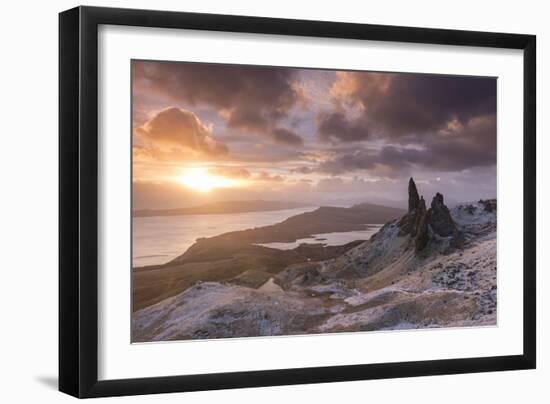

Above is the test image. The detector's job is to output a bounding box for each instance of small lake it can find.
[255,225,383,250]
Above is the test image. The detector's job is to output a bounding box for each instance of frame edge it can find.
[522,34,536,369]
[58,6,81,398]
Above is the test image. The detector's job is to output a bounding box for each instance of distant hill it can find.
[133,200,310,217]
[171,203,404,264]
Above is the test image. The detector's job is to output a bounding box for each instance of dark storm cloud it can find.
[319,114,497,176]
[316,71,496,175]
[371,74,495,137]
[317,112,370,142]
[133,61,306,145]
[318,149,378,176]
[271,127,303,146]
[320,72,496,141]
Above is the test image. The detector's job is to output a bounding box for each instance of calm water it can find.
[256,226,383,250]
[132,207,317,267]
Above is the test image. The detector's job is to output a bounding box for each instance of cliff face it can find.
[133,179,497,342]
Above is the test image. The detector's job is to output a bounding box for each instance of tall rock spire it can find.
[429,192,464,248]
[414,196,429,251]
[429,193,455,237]
[408,177,420,212]
[399,178,463,252]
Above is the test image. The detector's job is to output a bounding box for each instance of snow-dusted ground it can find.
[133,281,342,341]
[133,201,497,341]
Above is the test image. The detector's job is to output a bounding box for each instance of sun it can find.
[178,167,238,192]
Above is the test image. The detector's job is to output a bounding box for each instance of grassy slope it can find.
[133,203,404,312]
[133,241,363,311]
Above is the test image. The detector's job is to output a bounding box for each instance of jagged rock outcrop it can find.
[429,193,457,237]
[429,192,464,249]
[399,177,422,236]
[414,197,429,251]
[408,177,420,212]
[399,178,463,252]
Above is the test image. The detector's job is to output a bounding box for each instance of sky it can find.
[132,60,497,210]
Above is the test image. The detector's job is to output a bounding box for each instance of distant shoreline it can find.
[133,200,310,218]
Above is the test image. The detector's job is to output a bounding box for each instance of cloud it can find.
[317,111,370,142]
[318,148,379,175]
[271,127,303,146]
[318,114,496,176]
[209,167,251,179]
[135,107,228,160]
[133,62,497,189]
[322,71,496,140]
[254,172,285,182]
[315,71,496,175]
[291,166,315,174]
[133,61,306,145]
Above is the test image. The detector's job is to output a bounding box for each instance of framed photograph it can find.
[59,6,536,398]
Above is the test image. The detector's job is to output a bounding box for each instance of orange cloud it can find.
[135,107,228,161]
[133,61,305,146]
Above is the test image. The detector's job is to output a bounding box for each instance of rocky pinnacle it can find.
[400,178,463,252]
[408,177,420,212]
[429,192,456,237]
[414,196,429,251]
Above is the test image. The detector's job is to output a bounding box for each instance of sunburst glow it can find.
[178,167,239,192]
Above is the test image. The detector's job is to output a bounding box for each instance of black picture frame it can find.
[59,5,536,398]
